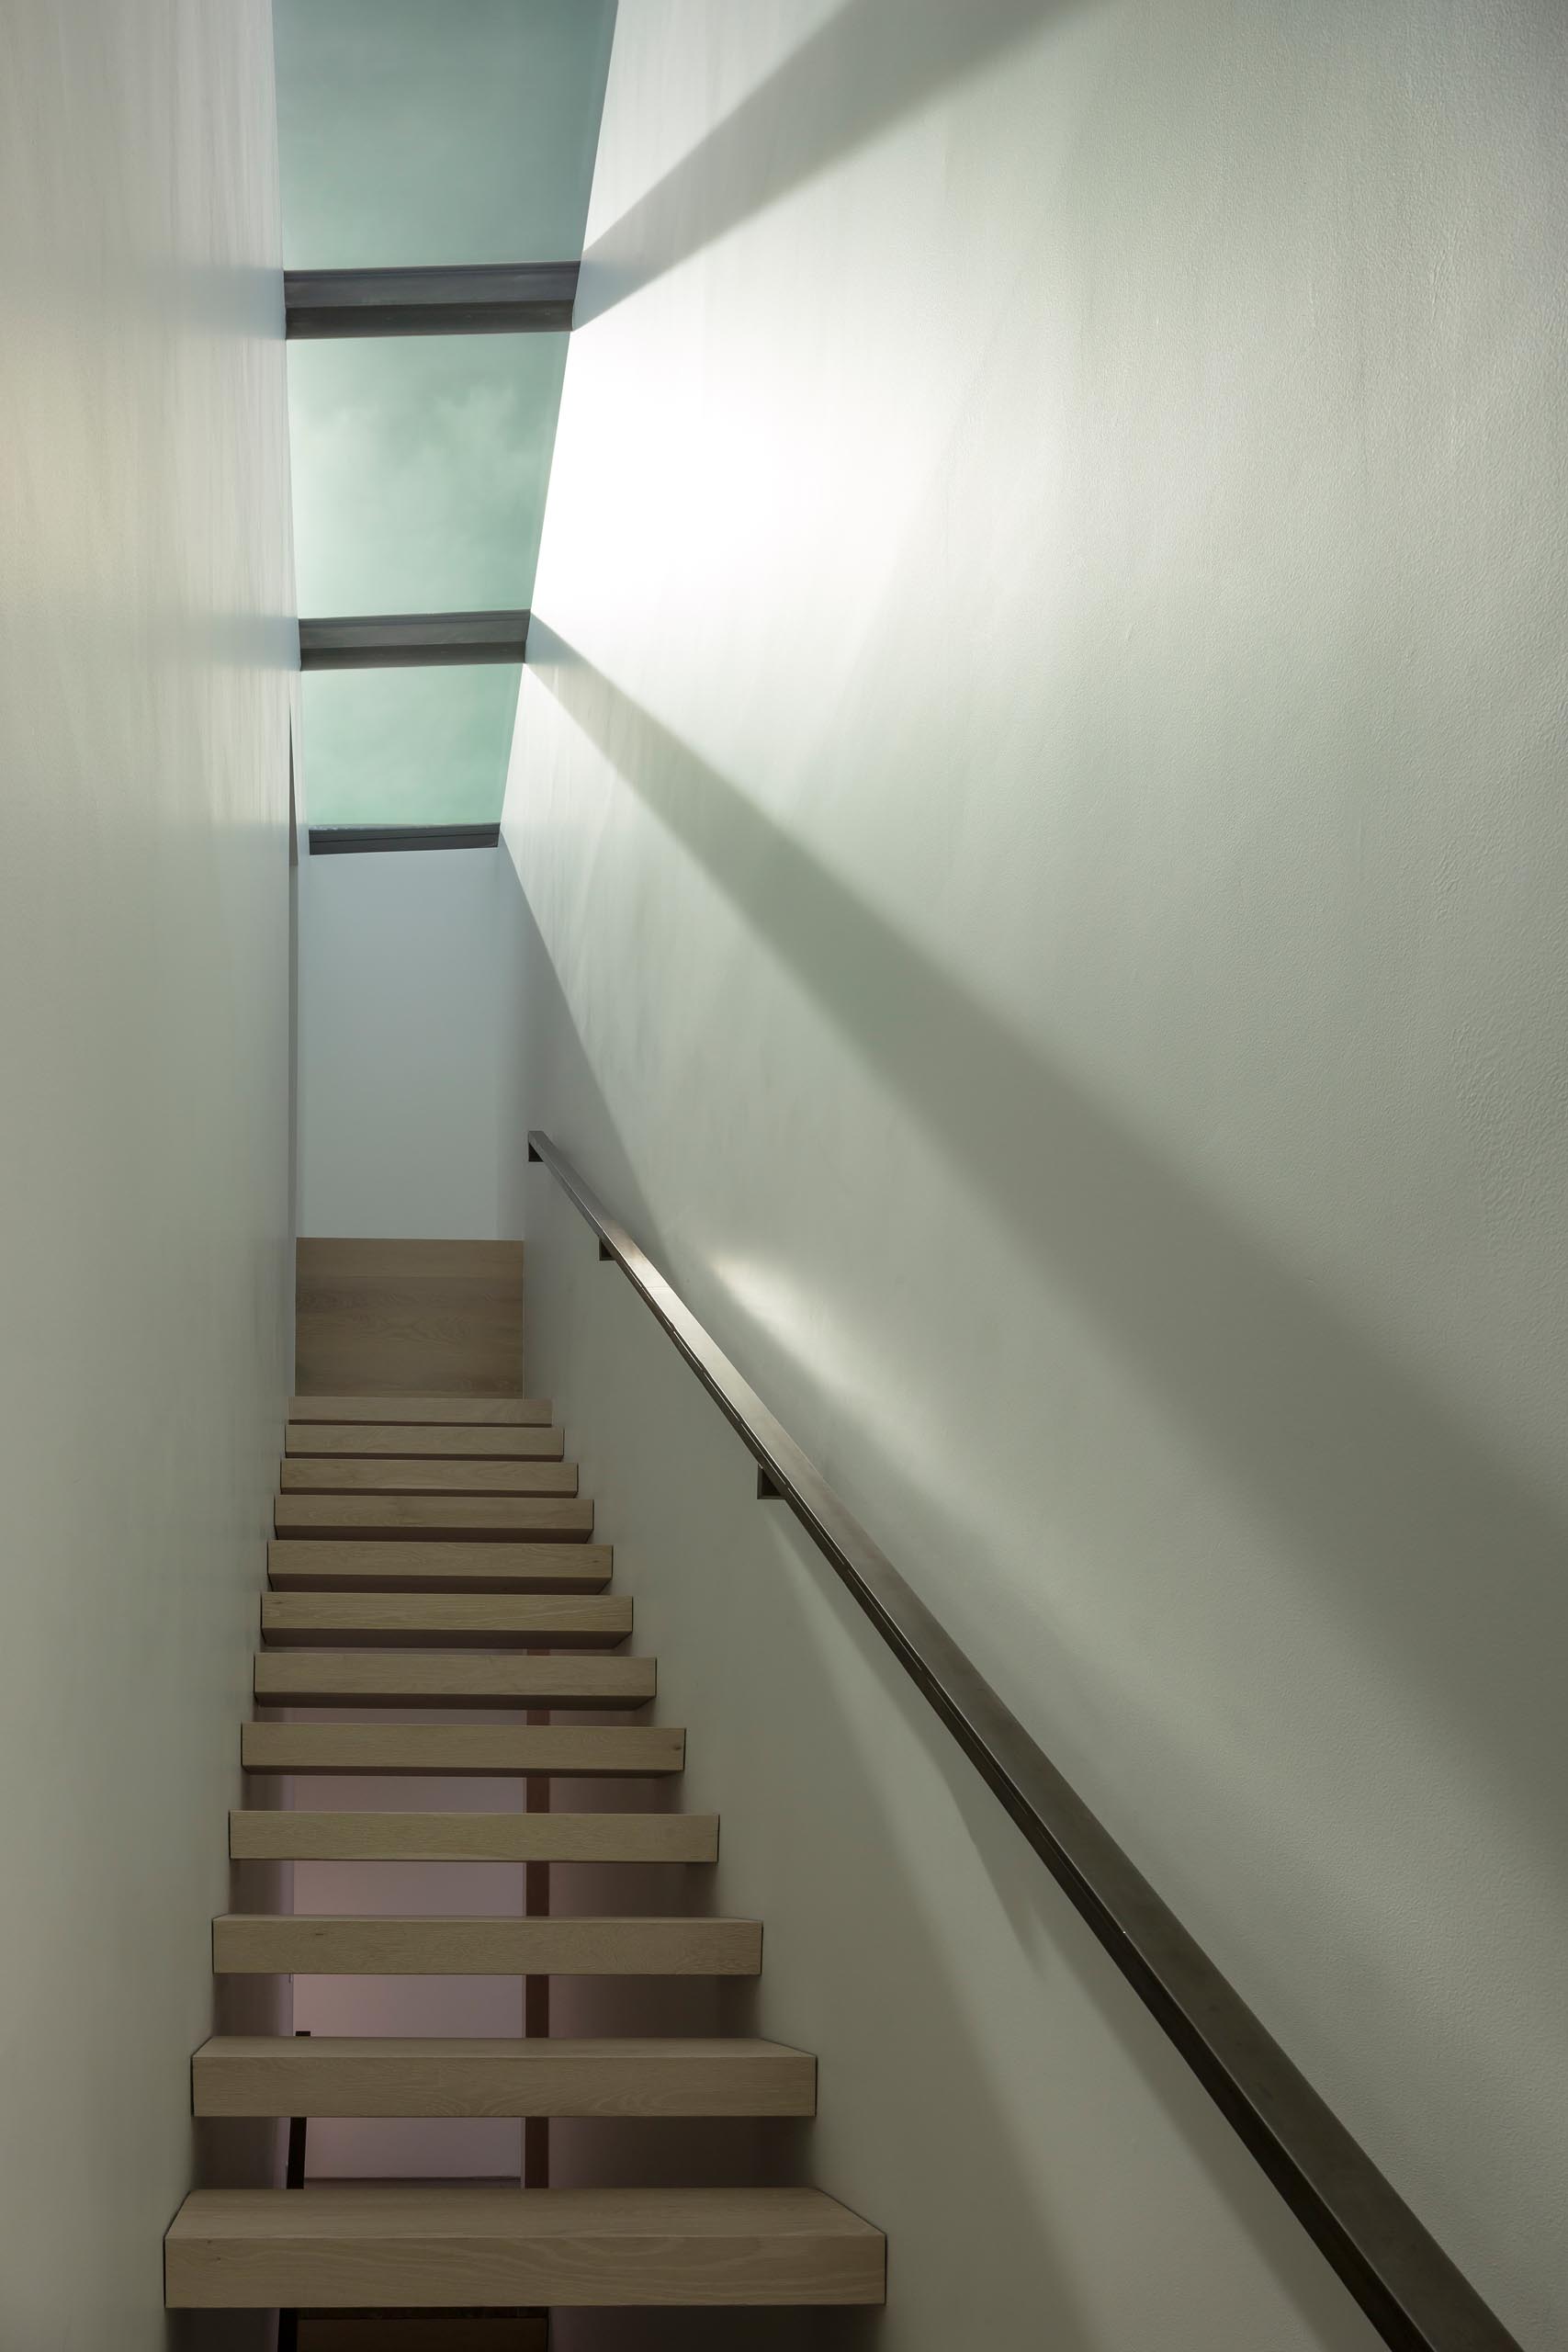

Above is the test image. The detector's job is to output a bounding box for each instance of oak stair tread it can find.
[288,1425,565,1460]
[275,1496,594,1543]
[281,1460,580,1497]
[242,1722,682,1775]
[230,1811,720,1863]
[212,1915,761,1976]
[261,1591,631,1647]
[254,1651,654,1707]
[165,2183,886,2309]
[192,2035,814,2117]
[288,1396,552,1426]
[267,1542,612,1593]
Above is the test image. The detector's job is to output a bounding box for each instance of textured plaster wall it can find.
[500,4,1568,2345]
[0,2,299,2340]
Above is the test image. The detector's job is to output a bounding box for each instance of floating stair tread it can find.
[230,1811,719,1863]
[165,2183,886,2308]
[268,1542,611,1593]
[276,1497,593,1543]
[261,1592,630,1648]
[212,1915,761,1976]
[281,1461,580,1497]
[243,1723,681,1776]
[289,1397,552,1427]
[288,1425,566,1460]
[254,1650,654,1707]
[193,2036,813,2117]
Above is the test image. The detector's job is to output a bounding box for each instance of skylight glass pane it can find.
[275,0,615,268]
[303,666,522,828]
[275,0,616,832]
[288,335,567,616]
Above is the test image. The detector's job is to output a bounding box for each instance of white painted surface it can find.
[526,1185,1388,2352]
[0,5,296,2343]
[299,848,500,1238]
[502,4,1568,2344]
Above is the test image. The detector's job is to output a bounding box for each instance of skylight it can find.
[274,0,615,836]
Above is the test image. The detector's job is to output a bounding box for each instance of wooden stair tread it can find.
[276,1497,594,1543]
[268,1542,612,1593]
[243,1723,682,1776]
[212,1916,761,1975]
[230,1811,720,1862]
[289,1396,552,1426]
[254,1651,654,1707]
[193,2036,813,2117]
[282,1460,580,1498]
[165,2184,885,2308]
[262,1592,630,1648]
[288,1425,565,1460]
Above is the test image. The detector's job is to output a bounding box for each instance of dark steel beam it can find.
[299,610,530,671]
[525,1125,1525,2352]
[285,262,578,338]
[308,824,502,856]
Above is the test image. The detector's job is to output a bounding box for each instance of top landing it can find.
[295,1238,525,1399]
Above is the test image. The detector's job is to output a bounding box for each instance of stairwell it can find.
[164,1250,886,2332]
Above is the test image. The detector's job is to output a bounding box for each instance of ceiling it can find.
[275,0,615,828]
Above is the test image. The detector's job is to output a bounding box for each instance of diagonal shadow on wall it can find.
[525,622,1568,1891]
[577,0,1091,321]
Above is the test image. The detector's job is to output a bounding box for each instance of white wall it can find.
[500,4,1568,2346]
[0,5,297,2344]
[525,1176,1389,2352]
[299,847,500,1238]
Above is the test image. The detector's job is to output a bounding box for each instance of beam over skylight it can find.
[286,263,579,338]
[299,611,531,670]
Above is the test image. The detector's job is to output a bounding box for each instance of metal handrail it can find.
[527,1126,1521,2352]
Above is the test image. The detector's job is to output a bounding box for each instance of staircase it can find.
[164,1391,886,2321]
